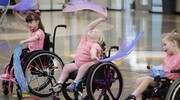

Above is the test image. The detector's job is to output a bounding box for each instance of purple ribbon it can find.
[0,0,9,6]
[62,1,107,17]
[100,31,144,62]
[12,0,37,13]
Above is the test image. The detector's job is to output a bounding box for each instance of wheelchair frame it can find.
[0,25,66,99]
[143,69,180,100]
[0,24,123,100]
[57,46,123,100]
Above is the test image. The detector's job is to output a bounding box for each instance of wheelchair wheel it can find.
[23,50,64,97]
[62,80,86,100]
[16,86,22,99]
[165,77,180,100]
[86,62,123,100]
[2,81,9,95]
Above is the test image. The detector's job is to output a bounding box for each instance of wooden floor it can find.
[0,9,179,99]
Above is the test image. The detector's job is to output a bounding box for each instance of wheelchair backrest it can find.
[43,32,53,51]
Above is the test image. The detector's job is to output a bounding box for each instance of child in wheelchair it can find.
[50,15,107,92]
[125,29,180,100]
[8,10,45,73]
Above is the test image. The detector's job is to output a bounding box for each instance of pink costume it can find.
[74,34,102,67]
[28,29,45,52]
[163,53,180,80]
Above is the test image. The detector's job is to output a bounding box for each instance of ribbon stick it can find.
[13,44,29,93]
[100,31,144,62]
[12,0,37,12]
[62,1,107,17]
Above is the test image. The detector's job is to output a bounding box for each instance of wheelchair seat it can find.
[142,77,173,100]
[43,32,53,51]
[61,45,123,100]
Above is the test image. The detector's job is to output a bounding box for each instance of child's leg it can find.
[58,63,78,83]
[66,62,94,92]
[134,77,145,89]
[132,76,155,100]
[74,62,94,82]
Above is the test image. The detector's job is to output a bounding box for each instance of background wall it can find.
[176,0,180,12]
[38,0,64,10]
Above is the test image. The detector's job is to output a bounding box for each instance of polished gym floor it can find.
[0,8,178,100]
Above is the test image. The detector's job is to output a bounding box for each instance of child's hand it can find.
[92,57,99,64]
[100,16,107,22]
[19,40,25,45]
[103,8,108,18]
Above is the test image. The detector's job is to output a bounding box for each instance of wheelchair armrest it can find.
[107,46,119,57]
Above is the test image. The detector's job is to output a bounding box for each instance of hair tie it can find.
[34,9,41,16]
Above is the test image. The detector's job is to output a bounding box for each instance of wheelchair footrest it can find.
[0,74,16,83]
[0,74,11,80]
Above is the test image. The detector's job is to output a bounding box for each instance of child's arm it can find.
[90,48,99,63]
[84,16,107,34]
[13,10,28,28]
[19,35,39,45]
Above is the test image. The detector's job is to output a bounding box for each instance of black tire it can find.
[16,87,22,99]
[62,81,85,100]
[165,77,180,100]
[23,50,64,97]
[62,69,89,100]
[86,62,123,100]
[2,81,9,95]
[62,83,74,100]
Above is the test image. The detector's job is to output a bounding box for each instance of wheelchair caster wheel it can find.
[16,88,22,99]
[103,94,110,100]
[51,94,60,100]
[3,81,9,95]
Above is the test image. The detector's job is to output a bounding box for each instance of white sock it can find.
[132,90,142,100]
[132,90,139,97]
[57,81,63,84]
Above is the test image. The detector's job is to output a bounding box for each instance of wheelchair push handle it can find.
[147,65,153,69]
[52,24,67,52]
[170,69,180,73]
[55,25,67,28]
[108,46,119,57]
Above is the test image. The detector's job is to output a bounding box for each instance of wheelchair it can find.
[1,25,66,99]
[142,68,180,100]
[50,46,123,100]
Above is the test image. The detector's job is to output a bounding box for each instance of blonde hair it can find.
[162,29,180,49]
[94,29,105,45]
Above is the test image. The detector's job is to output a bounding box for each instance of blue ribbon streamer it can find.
[13,44,29,93]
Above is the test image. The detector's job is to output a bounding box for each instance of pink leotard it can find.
[163,53,180,80]
[28,29,45,52]
[74,35,102,67]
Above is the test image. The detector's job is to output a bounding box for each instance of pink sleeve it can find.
[91,43,102,52]
[35,29,44,40]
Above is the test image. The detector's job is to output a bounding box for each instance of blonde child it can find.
[125,29,180,100]
[50,16,107,92]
